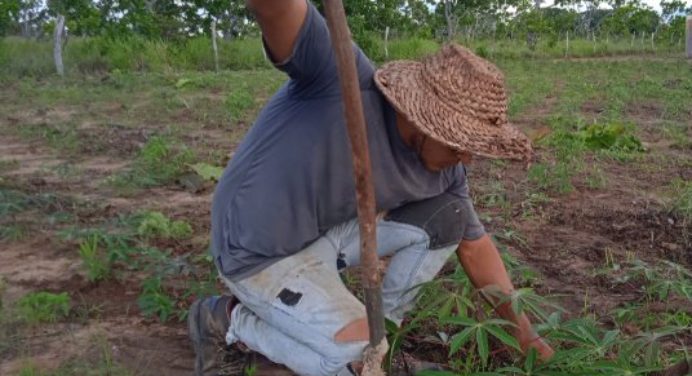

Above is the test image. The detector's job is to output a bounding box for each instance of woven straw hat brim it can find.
[375,60,532,161]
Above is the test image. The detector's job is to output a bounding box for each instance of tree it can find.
[2,0,48,38]
[47,0,100,36]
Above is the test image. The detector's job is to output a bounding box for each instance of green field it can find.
[0,41,691,375]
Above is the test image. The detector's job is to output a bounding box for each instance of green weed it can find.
[189,162,224,182]
[20,123,80,154]
[78,234,111,282]
[519,192,551,218]
[17,292,71,324]
[667,179,692,219]
[18,362,45,376]
[0,223,28,241]
[225,85,255,122]
[528,162,574,194]
[0,159,19,173]
[137,277,175,322]
[136,211,193,240]
[580,122,644,153]
[110,136,194,188]
[478,181,509,210]
[585,166,608,189]
[0,276,5,310]
[624,260,692,301]
[17,335,134,376]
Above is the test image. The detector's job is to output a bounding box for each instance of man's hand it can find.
[516,327,555,362]
[456,234,555,362]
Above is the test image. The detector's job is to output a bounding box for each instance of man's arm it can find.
[246,0,307,62]
[456,234,555,361]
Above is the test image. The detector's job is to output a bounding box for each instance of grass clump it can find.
[386,38,439,60]
[667,179,692,219]
[111,136,194,188]
[136,211,193,240]
[225,85,255,122]
[17,292,70,324]
[528,162,575,194]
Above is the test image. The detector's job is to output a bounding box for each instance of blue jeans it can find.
[221,194,483,376]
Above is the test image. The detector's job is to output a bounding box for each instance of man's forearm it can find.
[456,234,536,343]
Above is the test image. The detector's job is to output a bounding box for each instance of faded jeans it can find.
[221,193,483,376]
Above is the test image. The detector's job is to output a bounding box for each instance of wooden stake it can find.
[322,0,386,374]
[53,14,65,76]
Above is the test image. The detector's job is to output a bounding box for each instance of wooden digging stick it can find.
[322,0,387,374]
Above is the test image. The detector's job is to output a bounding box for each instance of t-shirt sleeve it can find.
[262,1,375,94]
[447,165,486,240]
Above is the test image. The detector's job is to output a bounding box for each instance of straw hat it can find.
[374,43,532,161]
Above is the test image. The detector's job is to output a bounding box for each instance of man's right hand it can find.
[246,0,307,62]
[519,335,555,362]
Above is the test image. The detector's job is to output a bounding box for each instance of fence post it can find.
[384,26,389,60]
[650,32,654,52]
[565,30,569,57]
[686,16,692,59]
[53,14,65,76]
[211,19,219,72]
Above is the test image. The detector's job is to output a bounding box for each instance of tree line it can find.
[1,0,690,45]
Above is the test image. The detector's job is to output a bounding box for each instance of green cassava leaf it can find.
[477,328,489,366]
[485,324,521,351]
[449,326,475,356]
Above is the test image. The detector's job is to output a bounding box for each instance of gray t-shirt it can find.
[211,3,484,281]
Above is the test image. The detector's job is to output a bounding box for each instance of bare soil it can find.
[1,67,690,374]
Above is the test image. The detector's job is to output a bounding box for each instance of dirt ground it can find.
[1,57,691,375]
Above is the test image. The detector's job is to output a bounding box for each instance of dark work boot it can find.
[188,295,297,376]
[188,295,245,376]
